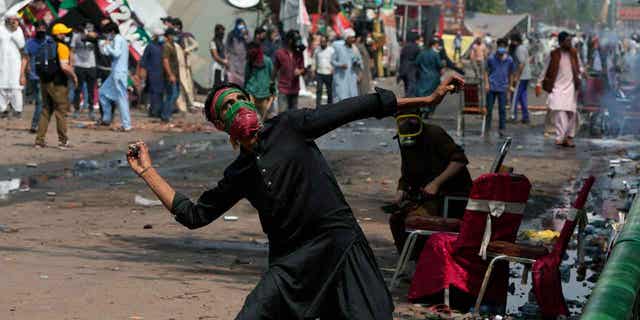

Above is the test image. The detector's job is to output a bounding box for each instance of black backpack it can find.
[34,38,60,80]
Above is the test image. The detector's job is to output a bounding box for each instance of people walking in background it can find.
[253,26,267,46]
[35,23,78,149]
[312,34,334,106]
[161,28,181,123]
[355,32,372,96]
[70,22,98,120]
[0,13,26,119]
[274,30,305,111]
[470,37,487,79]
[138,27,165,120]
[209,24,228,88]
[537,31,583,148]
[331,28,361,102]
[510,33,532,124]
[226,18,249,86]
[174,18,199,112]
[95,18,113,121]
[484,38,516,137]
[98,22,131,132]
[453,31,462,62]
[416,37,443,118]
[25,20,47,132]
[244,41,275,118]
[398,31,420,97]
[263,28,281,60]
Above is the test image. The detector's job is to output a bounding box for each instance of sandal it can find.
[564,138,576,148]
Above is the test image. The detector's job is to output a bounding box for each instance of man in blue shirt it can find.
[25,21,47,133]
[484,38,515,137]
[138,27,165,119]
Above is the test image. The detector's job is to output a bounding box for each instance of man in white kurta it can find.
[537,32,583,147]
[0,14,26,117]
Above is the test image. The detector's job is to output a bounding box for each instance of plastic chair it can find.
[457,81,487,137]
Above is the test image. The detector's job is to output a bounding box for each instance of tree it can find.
[466,0,507,14]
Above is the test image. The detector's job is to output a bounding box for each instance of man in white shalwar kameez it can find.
[0,13,26,117]
[98,22,131,131]
[537,32,583,148]
[331,28,362,102]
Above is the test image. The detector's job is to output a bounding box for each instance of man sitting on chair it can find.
[389,110,473,254]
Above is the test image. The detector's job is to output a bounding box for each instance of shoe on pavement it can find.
[58,141,72,150]
[34,143,46,149]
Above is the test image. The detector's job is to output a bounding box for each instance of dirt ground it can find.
[0,107,582,319]
[0,109,214,166]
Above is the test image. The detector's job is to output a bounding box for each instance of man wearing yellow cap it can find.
[34,23,78,149]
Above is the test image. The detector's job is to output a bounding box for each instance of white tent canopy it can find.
[465,12,530,38]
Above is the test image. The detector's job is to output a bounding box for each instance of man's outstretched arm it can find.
[289,75,464,140]
[128,141,242,229]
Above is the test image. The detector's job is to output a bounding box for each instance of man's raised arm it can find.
[288,75,464,140]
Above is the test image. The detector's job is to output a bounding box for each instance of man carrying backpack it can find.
[0,13,27,119]
[34,23,78,150]
[25,21,48,133]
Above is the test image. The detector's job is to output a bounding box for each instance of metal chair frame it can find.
[472,253,536,317]
[457,81,487,137]
[389,196,467,290]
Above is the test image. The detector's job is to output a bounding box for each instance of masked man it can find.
[127,74,464,319]
[389,111,472,253]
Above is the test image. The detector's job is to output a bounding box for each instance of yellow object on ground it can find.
[520,229,560,243]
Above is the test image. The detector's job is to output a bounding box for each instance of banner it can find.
[94,0,151,60]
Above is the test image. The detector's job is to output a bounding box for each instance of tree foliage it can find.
[465,0,507,14]
[506,0,604,25]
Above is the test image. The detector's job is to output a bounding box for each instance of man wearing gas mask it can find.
[127,73,464,319]
[389,110,472,254]
[274,29,305,111]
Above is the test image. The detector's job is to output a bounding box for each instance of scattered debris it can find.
[26,163,38,168]
[0,224,18,233]
[224,216,239,222]
[39,275,49,280]
[46,192,57,197]
[74,160,100,170]
[134,195,162,207]
[143,224,153,229]
[520,229,560,243]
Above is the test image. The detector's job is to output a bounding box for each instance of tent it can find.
[464,11,530,39]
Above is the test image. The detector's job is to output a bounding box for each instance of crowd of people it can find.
[0,13,203,149]
[209,17,375,115]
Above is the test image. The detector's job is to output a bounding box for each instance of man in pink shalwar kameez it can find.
[537,31,584,148]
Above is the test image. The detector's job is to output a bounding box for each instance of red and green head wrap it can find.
[208,86,261,140]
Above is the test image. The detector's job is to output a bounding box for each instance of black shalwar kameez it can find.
[171,88,397,320]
